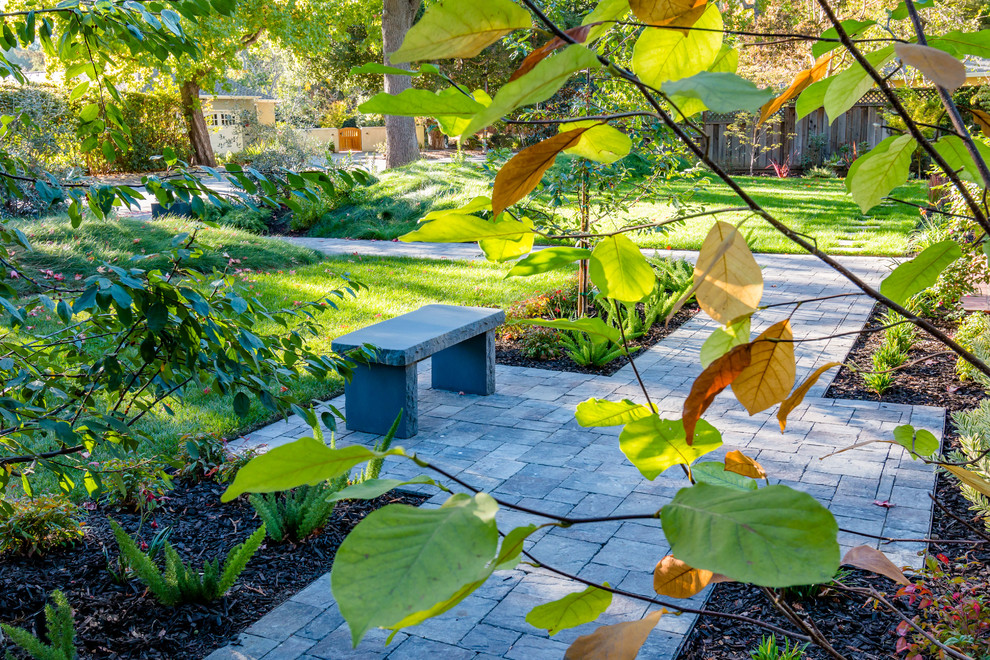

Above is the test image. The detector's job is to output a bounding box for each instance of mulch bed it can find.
[0,480,425,660]
[679,305,989,659]
[495,305,699,376]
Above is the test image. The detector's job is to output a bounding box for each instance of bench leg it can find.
[432,331,495,395]
[344,362,418,438]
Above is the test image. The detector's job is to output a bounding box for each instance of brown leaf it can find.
[759,54,831,125]
[493,128,590,216]
[945,464,990,497]
[508,24,597,83]
[710,573,735,584]
[724,449,766,480]
[654,3,709,36]
[841,545,909,586]
[731,320,795,415]
[972,108,990,138]
[683,343,752,444]
[895,43,967,92]
[653,555,713,598]
[693,221,764,326]
[629,0,704,24]
[776,361,842,432]
[564,610,664,660]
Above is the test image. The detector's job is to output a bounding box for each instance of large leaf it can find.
[891,424,940,459]
[462,45,602,138]
[932,135,990,185]
[683,343,752,444]
[509,25,597,83]
[576,398,656,427]
[582,0,631,42]
[693,221,763,326]
[758,54,831,124]
[795,76,833,119]
[358,89,484,118]
[435,88,492,136]
[632,3,723,87]
[669,44,738,118]
[526,583,613,636]
[506,247,591,277]
[928,30,990,60]
[493,129,590,216]
[879,239,963,306]
[221,438,406,502]
[845,134,916,213]
[823,46,894,121]
[661,483,840,587]
[389,0,532,63]
[813,20,875,58]
[589,234,657,303]
[479,215,536,262]
[325,476,447,503]
[519,317,622,345]
[400,212,532,245]
[724,449,767,479]
[349,62,439,76]
[332,493,499,645]
[564,611,664,660]
[945,465,990,497]
[895,43,966,91]
[842,546,909,585]
[699,316,751,368]
[692,461,758,491]
[663,72,772,114]
[731,320,795,415]
[619,416,722,479]
[777,362,842,432]
[629,0,699,23]
[973,108,990,137]
[561,121,633,163]
[653,555,713,598]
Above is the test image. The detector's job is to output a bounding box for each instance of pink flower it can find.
[9,270,18,279]
[203,387,211,394]
[74,274,82,281]
[133,238,140,244]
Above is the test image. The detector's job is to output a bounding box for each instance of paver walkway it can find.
[205,241,944,660]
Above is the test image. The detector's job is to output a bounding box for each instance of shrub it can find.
[175,433,257,484]
[951,399,990,529]
[805,165,836,178]
[954,313,990,387]
[250,482,340,543]
[0,496,85,557]
[518,326,564,360]
[109,519,266,606]
[99,458,173,512]
[0,589,77,660]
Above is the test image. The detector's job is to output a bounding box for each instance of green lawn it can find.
[310,160,925,255]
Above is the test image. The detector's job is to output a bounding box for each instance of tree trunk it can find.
[179,80,217,167]
[382,0,421,169]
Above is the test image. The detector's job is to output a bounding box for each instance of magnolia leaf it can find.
[669,44,739,118]
[972,108,990,137]
[493,129,589,216]
[813,20,875,58]
[731,320,795,415]
[349,62,439,76]
[479,215,536,262]
[824,46,895,121]
[632,3,723,87]
[589,234,657,303]
[582,0,630,42]
[561,121,632,163]
[435,88,493,136]
[932,135,990,185]
[509,24,597,83]
[795,77,833,119]
[507,247,591,277]
[653,555,713,598]
[895,43,966,91]
[400,213,532,245]
[389,0,532,63]
[222,439,406,502]
[724,449,767,479]
[421,196,491,222]
[891,424,940,459]
[759,54,831,125]
[564,610,664,660]
[526,583,613,636]
[880,240,963,306]
[620,416,722,479]
[629,0,699,23]
[693,221,763,326]
[945,465,990,497]
[891,0,934,20]
[841,546,909,585]
[576,398,657,427]
[463,45,601,138]
[692,461,759,491]
[683,343,752,444]
[325,475,448,503]
[494,524,540,571]
[333,493,499,645]
[700,316,751,368]
[519,317,622,345]
[661,483,840,587]
[663,72,772,114]
[845,134,916,213]
[358,89,484,118]
[927,29,990,60]
[777,362,842,432]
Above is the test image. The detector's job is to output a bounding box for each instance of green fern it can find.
[219,525,266,595]
[0,590,76,660]
[250,483,337,543]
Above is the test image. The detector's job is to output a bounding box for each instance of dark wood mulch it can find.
[0,480,425,660]
[679,305,989,659]
[495,305,699,376]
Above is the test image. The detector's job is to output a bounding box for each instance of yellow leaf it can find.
[731,320,795,415]
[653,555,713,598]
[945,465,990,497]
[492,128,589,216]
[683,343,752,445]
[724,449,766,479]
[895,43,967,92]
[777,361,842,432]
[564,610,664,660]
[841,545,910,586]
[972,108,990,138]
[693,221,763,326]
[758,54,831,125]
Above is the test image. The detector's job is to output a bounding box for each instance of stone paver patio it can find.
[205,241,943,660]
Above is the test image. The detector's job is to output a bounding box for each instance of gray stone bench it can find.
[331,304,505,438]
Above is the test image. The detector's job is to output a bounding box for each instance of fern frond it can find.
[47,591,75,659]
[218,525,266,596]
[249,493,285,542]
[109,520,172,605]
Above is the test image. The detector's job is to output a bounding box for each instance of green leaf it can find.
[421,196,491,221]
[350,62,439,76]
[494,524,539,571]
[661,483,840,586]
[700,317,751,368]
[506,247,591,277]
[400,213,532,245]
[662,72,773,114]
[560,121,632,164]
[823,46,894,121]
[692,461,758,491]
[880,239,963,306]
[518,317,621,345]
[233,391,251,418]
[582,0,630,42]
[795,76,833,119]
[928,30,990,60]
[632,3,723,87]
[891,0,934,20]
[576,398,656,427]
[462,45,602,138]
[526,583,613,636]
[436,89,492,136]
[479,216,536,262]
[669,45,739,118]
[845,134,916,213]
[358,89,485,118]
[332,493,499,645]
[326,475,448,502]
[221,438,407,502]
[814,20,875,58]
[389,0,532,63]
[619,416,722,479]
[932,135,990,185]
[589,234,656,303]
[891,424,940,459]
[79,103,100,123]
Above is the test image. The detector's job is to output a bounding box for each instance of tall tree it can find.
[382,0,421,168]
